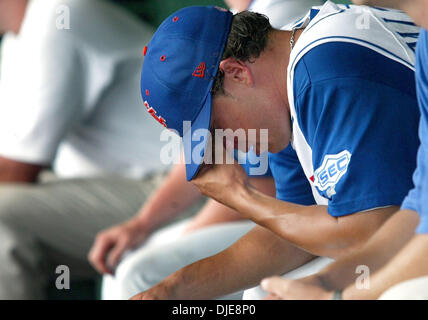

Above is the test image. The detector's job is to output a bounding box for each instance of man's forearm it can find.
[148,226,315,299]
[0,156,43,183]
[309,209,420,290]
[343,233,428,299]
[135,163,202,231]
[230,184,396,259]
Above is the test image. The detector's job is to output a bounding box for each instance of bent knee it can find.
[0,185,34,224]
[113,248,173,297]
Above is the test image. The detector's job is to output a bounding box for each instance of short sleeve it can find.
[417,218,428,234]
[402,30,428,234]
[401,155,422,215]
[269,144,315,205]
[402,146,428,234]
[294,42,420,216]
[0,29,84,164]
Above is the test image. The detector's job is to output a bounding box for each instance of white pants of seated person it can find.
[243,256,334,300]
[379,276,428,300]
[102,219,255,300]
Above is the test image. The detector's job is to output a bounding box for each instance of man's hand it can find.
[130,291,159,300]
[89,219,151,275]
[261,277,334,300]
[192,147,249,208]
[89,162,202,275]
[130,282,176,300]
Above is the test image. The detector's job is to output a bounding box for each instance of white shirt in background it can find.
[0,0,167,179]
[248,0,325,28]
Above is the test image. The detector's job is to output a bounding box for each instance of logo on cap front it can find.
[215,6,228,12]
[144,100,167,128]
[192,62,206,78]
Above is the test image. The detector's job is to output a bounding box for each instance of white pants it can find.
[379,276,428,300]
[102,219,255,300]
[243,256,334,300]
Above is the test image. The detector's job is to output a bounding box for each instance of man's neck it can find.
[265,29,305,113]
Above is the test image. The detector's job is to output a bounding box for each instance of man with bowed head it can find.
[133,2,421,300]
[92,0,324,300]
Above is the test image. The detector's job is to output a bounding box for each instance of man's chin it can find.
[268,142,289,154]
[234,142,269,155]
[233,142,250,154]
[252,144,270,155]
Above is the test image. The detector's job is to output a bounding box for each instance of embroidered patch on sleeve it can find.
[313,150,352,199]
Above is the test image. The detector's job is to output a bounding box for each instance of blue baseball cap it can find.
[140,6,233,181]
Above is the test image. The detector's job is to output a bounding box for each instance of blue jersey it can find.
[402,29,428,234]
[269,145,315,205]
[270,2,420,217]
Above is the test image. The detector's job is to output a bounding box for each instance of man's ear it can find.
[219,58,254,87]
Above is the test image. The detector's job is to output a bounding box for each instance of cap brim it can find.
[183,94,212,181]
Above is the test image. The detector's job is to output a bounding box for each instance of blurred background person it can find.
[93,156,275,300]
[0,0,171,299]
[95,0,326,300]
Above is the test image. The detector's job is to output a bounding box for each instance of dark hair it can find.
[211,11,273,96]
